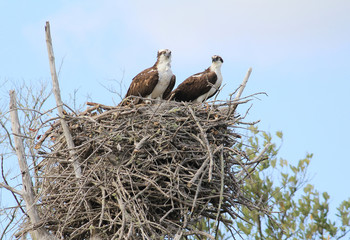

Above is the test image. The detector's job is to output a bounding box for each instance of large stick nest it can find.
[33,98,262,239]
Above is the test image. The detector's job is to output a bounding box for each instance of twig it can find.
[190,162,208,215]
[99,187,106,228]
[248,143,272,165]
[0,182,22,196]
[214,146,225,234]
[133,135,151,153]
[0,119,15,152]
[237,143,272,179]
[0,207,18,240]
[182,230,215,240]
[188,105,214,182]
[1,155,26,215]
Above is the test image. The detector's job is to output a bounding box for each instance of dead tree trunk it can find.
[44,21,101,240]
[9,90,55,240]
[45,21,82,179]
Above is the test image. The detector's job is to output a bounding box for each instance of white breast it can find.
[208,63,223,95]
[193,66,222,103]
[148,62,173,99]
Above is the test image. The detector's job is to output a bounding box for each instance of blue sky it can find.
[1,0,350,224]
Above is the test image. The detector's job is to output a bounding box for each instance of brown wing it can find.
[172,69,217,102]
[125,67,159,98]
[162,75,176,99]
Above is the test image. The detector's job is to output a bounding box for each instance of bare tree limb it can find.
[182,230,215,240]
[0,119,16,152]
[1,154,26,215]
[45,21,82,178]
[9,90,54,240]
[237,143,272,180]
[0,182,22,196]
[247,143,272,165]
[0,207,18,240]
[231,67,252,113]
[234,67,252,101]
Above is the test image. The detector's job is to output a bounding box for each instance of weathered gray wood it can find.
[9,90,54,240]
[45,21,82,178]
[234,67,252,101]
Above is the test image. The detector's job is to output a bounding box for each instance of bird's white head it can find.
[211,55,223,71]
[212,55,223,64]
[157,49,172,62]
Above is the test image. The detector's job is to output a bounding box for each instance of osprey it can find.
[123,49,176,104]
[170,55,223,102]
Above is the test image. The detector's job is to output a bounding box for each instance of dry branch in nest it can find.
[31,97,267,239]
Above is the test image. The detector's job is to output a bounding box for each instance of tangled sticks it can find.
[34,98,265,239]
